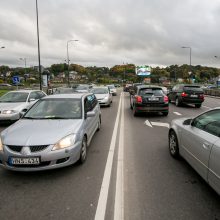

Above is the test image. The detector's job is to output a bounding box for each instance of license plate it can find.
[148,97,159,101]
[191,94,198,97]
[9,157,40,165]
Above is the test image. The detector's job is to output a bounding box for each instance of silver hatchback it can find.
[0,93,101,171]
[169,108,220,195]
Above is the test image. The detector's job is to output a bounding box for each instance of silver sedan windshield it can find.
[24,98,82,119]
[0,92,29,102]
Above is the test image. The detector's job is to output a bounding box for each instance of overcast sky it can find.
[0,0,220,68]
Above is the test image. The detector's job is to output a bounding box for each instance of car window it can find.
[192,109,220,137]
[87,94,98,109]
[29,92,39,100]
[0,92,29,102]
[184,86,203,92]
[84,96,93,113]
[36,91,46,98]
[91,88,109,94]
[24,98,82,119]
[139,88,163,96]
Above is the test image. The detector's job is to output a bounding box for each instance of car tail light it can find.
[199,94,204,99]
[164,96,169,103]
[181,92,188,97]
[136,96,142,103]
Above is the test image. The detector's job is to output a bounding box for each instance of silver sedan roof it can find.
[44,93,91,99]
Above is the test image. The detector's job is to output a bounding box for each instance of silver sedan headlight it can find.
[104,96,109,100]
[2,110,17,114]
[52,134,76,151]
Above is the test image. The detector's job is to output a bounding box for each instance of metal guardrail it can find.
[204,89,220,97]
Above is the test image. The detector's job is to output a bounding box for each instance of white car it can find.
[0,90,46,122]
[107,84,117,96]
[90,87,112,107]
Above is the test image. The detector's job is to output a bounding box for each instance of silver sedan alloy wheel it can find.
[80,136,87,163]
[169,131,179,157]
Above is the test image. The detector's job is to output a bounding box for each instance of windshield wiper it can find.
[23,116,37,119]
[44,116,67,119]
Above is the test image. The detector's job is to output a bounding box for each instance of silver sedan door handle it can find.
[202,142,210,150]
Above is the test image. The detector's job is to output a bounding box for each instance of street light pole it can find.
[36,0,42,90]
[66,39,79,86]
[19,58,27,75]
[181,46,192,81]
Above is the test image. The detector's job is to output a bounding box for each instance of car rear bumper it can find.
[135,104,169,113]
[181,97,204,104]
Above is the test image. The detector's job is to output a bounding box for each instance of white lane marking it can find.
[114,92,124,220]
[144,120,152,127]
[151,122,170,128]
[94,93,122,220]
[173,112,182,116]
[203,105,211,109]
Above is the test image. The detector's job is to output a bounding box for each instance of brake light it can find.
[181,92,188,97]
[136,96,142,103]
[199,94,204,99]
[164,96,169,103]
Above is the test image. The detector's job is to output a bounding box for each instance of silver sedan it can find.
[90,87,112,107]
[0,90,46,122]
[0,93,101,171]
[169,108,220,195]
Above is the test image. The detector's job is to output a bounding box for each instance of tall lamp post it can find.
[67,39,79,86]
[36,0,42,90]
[19,58,27,75]
[181,46,192,81]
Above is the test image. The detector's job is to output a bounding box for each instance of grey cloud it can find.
[1,0,220,68]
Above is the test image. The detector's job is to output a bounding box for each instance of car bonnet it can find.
[1,119,83,146]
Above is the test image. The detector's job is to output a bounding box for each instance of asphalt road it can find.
[0,91,219,220]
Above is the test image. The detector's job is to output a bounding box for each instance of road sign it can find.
[12,76,20,84]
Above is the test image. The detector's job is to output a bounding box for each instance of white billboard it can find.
[136,65,151,76]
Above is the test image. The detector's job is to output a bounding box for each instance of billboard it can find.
[136,65,151,76]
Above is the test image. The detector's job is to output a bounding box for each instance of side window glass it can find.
[192,110,220,137]
[84,97,92,112]
[29,92,37,101]
[36,91,46,99]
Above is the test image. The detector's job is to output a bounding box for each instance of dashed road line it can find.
[173,112,182,116]
[114,92,124,220]
[203,105,211,109]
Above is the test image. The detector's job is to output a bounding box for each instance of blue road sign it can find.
[12,76,20,84]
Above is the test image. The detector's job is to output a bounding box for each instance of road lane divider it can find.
[203,105,211,109]
[173,112,182,116]
[94,93,122,220]
[114,92,124,220]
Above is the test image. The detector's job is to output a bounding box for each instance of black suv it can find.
[168,84,204,108]
[130,85,169,116]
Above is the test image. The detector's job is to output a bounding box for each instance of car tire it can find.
[133,106,138,116]
[169,130,179,158]
[162,111,169,116]
[195,104,201,108]
[79,136,87,164]
[97,116,101,131]
[175,97,181,107]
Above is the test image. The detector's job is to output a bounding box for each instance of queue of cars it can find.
[0,84,116,171]
[125,83,219,195]
[0,83,219,195]
[0,93,101,171]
